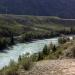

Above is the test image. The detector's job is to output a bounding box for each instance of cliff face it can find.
[0,0,75,18]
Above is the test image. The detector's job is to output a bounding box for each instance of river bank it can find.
[0,35,75,75]
[0,37,58,69]
[0,35,74,69]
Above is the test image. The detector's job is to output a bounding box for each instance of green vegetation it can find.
[0,55,33,75]
[0,60,19,75]
[0,15,75,51]
[18,54,33,70]
[58,37,70,44]
[43,45,49,55]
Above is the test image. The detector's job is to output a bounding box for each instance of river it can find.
[0,36,73,69]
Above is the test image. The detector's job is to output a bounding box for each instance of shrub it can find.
[58,37,67,44]
[19,55,33,70]
[37,52,43,61]
[52,45,57,52]
[65,47,75,58]
[31,53,38,62]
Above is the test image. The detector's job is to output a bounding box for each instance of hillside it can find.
[18,37,75,75]
[1,15,75,36]
[1,36,75,75]
[1,15,75,35]
[19,59,75,75]
[0,0,75,18]
[0,15,75,50]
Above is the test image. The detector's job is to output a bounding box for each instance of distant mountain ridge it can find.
[0,0,75,18]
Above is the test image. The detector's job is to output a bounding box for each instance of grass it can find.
[0,60,19,75]
[0,14,74,36]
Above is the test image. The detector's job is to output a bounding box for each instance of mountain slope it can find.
[19,59,75,75]
[0,15,75,37]
[0,0,75,18]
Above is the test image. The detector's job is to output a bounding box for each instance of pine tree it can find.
[38,52,43,61]
[43,45,49,55]
[10,33,14,44]
[52,45,57,52]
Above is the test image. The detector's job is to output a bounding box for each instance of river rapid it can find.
[0,36,73,69]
